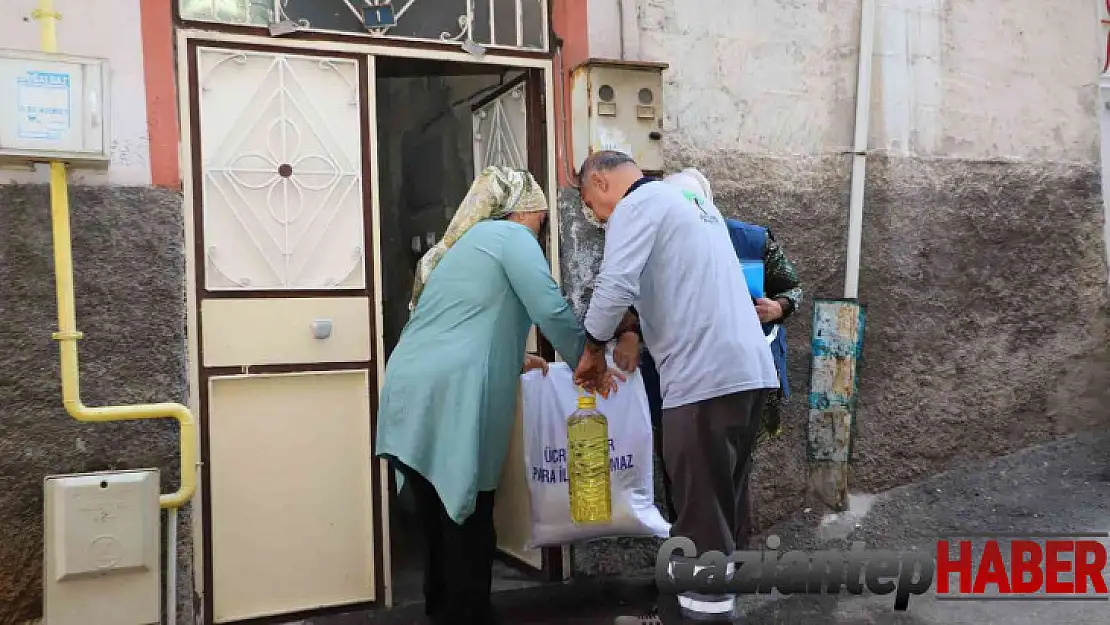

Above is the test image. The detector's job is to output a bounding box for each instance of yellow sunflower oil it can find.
[566,393,612,524]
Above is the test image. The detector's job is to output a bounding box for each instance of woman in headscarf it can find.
[375,166,617,625]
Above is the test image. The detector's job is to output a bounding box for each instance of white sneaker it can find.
[678,591,737,622]
[613,613,664,625]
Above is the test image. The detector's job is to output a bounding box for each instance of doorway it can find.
[182,32,565,621]
[373,55,562,606]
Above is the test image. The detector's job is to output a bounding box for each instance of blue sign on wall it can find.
[363,2,396,29]
[16,70,72,142]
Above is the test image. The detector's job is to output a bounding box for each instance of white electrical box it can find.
[570,58,668,174]
[44,469,161,625]
[0,49,111,167]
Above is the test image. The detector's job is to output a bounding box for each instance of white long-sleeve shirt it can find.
[583,180,779,410]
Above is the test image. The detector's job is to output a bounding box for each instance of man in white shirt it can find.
[574,151,779,622]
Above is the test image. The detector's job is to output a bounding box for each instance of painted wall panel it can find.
[0,0,153,185]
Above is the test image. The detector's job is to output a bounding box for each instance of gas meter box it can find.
[571,58,668,174]
[44,469,161,625]
[0,49,110,167]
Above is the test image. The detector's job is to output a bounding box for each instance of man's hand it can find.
[613,331,640,373]
[522,353,549,376]
[596,367,628,398]
[616,310,640,336]
[755,297,784,324]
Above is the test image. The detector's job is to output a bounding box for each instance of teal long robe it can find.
[375,220,585,524]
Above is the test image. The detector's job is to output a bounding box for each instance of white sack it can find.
[521,359,670,547]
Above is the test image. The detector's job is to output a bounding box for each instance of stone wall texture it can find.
[560,154,1110,575]
[564,0,1109,577]
[621,0,1100,162]
[0,184,192,624]
[0,163,1105,612]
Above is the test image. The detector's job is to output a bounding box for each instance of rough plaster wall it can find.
[562,0,1109,576]
[559,156,1110,575]
[850,157,1110,485]
[0,0,153,186]
[925,0,1099,160]
[636,0,861,155]
[1099,77,1110,277]
[628,0,1099,161]
[0,184,190,624]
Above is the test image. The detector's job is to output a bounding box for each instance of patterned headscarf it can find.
[409,166,548,310]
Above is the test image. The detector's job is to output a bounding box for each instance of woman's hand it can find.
[613,331,640,373]
[574,343,607,390]
[522,353,549,375]
[575,343,632,398]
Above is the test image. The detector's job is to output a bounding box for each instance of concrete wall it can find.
[1100,75,1110,273]
[1,0,155,186]
[0,2,188,622]
[0,184,190,624]
[603,0,1099,161]
[564,0,1110,576]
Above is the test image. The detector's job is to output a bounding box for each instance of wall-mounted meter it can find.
[0,49,111,168]
[570,58,668,174]
[44,469,161,625]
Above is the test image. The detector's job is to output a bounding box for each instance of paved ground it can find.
[731,430,1110,625]
[311,432,1110,625]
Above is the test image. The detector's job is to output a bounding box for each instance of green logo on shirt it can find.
[680,190,719,225]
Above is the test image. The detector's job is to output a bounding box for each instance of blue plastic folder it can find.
[741,260,765,299]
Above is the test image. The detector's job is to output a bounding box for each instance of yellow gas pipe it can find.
[34,0,197,509]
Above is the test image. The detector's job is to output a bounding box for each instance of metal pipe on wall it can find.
[33,0,198,513]
[33,1,198,622]
[616,0,625,59]
[844,0,876,299]
[805,0,877,514]
[167,508,178,625]
[616,0,639,61]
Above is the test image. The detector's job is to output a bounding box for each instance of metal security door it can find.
[472,74,539,352]
[188,43,381,623]
[473,75,530,172]
[473,72,569,581]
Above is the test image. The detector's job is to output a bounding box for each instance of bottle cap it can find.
[577,393,597,410]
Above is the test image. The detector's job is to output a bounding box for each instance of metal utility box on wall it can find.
[570,58,668,174]
[0,49,111,167]
[44,469,161,625]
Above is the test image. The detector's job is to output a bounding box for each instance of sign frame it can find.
[0,48,111,168]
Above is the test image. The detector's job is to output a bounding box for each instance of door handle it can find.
[311,319,333,340]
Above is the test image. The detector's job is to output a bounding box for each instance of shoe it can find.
[677,592,737,622]
[614,611,665,624]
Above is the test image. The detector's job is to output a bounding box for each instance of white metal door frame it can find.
[177,28,564,622]
[182,38,379,624]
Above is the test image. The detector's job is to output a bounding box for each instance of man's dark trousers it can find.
[661,389,769,556]
[641,350,766,546]
[640,349,677,520]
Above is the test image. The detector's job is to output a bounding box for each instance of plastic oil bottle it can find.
[566,391,612,524]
